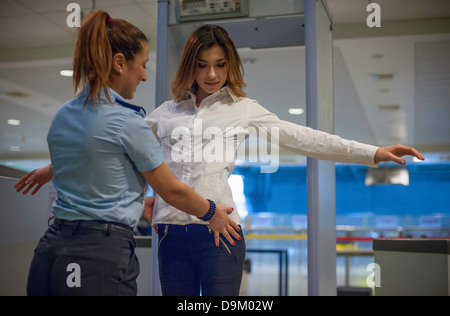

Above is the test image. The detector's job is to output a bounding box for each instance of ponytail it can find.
[73,10,148,107]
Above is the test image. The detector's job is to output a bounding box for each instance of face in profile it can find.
[119,41,149,100]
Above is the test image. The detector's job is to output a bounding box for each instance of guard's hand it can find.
[143,196,155,223]
[14,164,53,195]
[208,206,241,247]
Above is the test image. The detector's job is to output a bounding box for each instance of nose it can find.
[142,70,148,82]
[207,67,217,79]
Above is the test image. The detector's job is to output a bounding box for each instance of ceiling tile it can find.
[16,0,92,13]
[0,0,32,17]
[0,14,73,49]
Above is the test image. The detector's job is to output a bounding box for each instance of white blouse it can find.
[145,87,379,226]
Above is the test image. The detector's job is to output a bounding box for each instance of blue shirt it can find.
[48,87,164,228]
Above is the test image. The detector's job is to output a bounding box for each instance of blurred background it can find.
[1,0,450,295]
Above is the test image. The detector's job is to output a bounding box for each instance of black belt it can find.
[54,219,134,235]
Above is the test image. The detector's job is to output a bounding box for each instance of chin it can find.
[205,87,220,94]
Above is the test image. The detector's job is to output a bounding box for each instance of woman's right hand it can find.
[14,164,53,195]
[208,206,241,247]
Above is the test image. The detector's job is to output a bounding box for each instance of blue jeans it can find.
[157,224,246,296]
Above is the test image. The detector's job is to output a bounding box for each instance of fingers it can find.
[226,207,234,215]
[408,147,425,161]
[14,179,24,189]
[214,232,220,247]
[32,184,43,195]
[209,206,242,247]
[22,182,38,195]
[378,145,425,165]
[392,145,425,165]
[390,152,406,165]
[15,181,26,192]
[213,223,242,247]
[228,221,242,240]
[15,171,35,188]
[15,173,36,194]
[222,229,236,246]
[14,177,30,191]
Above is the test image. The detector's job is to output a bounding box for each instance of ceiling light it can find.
[372,53,385,59]
[10,146,21,152]
[2,91,30,98]
[7,119,21,126]
[60,70,73,77]
[377,104,400,111]
[369,73,395,81]
[289,108,304,115]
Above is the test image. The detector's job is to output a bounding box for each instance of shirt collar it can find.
[83,85,147,117]
[181,86,238,104]
[109,89,147,117]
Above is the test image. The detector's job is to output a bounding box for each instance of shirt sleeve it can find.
[246,100,380,168]
[144,103,165,139]
[120,111,164,172]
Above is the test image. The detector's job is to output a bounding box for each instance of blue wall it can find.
[233,163,450,217]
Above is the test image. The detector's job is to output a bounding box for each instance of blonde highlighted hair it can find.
[172,24,246,102]
[73,10,147,106]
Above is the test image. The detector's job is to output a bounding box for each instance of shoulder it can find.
[50,94,87,126]
[231,96,260,109]
[146,100,176,121]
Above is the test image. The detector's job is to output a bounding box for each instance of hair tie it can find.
[107,17,112,24]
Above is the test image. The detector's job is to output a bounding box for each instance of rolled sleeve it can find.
[121,112,164,172]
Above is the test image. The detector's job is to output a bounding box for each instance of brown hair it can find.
[73,10,148,106]
[171,24,246,102]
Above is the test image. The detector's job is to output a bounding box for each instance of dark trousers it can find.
[157,224,246,296]
[27,220,139,296]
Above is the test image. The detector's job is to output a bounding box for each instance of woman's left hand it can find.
[375,144,425,165]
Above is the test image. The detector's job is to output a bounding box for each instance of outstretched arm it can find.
[247,100,424,167]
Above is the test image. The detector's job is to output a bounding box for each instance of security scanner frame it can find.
[154,0,336,296]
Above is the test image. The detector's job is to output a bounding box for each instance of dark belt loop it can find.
[71,221,81,235]
[106,223,111,236]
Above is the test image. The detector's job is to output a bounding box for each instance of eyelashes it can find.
[197,63,226,68]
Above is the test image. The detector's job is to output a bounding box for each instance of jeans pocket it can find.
[219,236,232,255]
[157,224,170,252]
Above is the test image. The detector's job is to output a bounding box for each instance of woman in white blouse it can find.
[145,25,423,296]
[16,24,424,297]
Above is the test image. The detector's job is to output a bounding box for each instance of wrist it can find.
[197,199,216,222]
[374,147,382,164]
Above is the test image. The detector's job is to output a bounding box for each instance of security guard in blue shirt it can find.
[23,10,240,296]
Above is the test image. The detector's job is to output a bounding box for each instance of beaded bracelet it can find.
[197,199,216,222]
